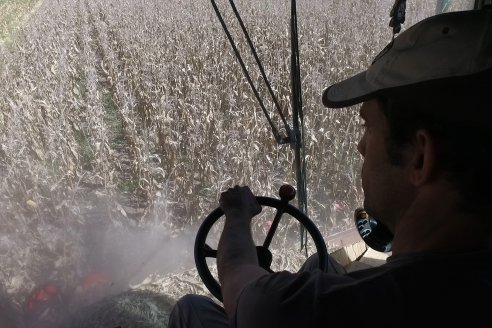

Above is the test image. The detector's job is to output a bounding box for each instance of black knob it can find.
[279,184,296,202]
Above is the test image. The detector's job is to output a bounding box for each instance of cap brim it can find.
[322,70,379,108]
[323,67,492,109]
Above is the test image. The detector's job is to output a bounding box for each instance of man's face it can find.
[357,100,413,231]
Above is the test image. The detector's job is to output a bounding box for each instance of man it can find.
[169,8,492,327]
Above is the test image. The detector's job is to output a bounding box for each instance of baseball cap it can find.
[322,9,492,108]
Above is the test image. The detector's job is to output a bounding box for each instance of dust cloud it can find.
[80,216,197,289]
[0,203,198,328]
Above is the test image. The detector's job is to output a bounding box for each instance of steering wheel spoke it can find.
[262,208,284,248]
[203,244,217,258]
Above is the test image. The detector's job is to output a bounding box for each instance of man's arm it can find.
[217,186,269,317]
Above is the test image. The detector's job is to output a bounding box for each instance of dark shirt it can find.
[233,251,492,327]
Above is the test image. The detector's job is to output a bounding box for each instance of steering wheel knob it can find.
[279,184,296,202]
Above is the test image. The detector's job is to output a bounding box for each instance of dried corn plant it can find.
[0,0,435,315]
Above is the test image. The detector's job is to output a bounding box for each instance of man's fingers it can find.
[220,185,262,216]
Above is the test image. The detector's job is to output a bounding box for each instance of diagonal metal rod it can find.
[210,0,291,144]
[227,0,293,141]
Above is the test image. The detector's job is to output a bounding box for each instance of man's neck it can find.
[391,183,489,255]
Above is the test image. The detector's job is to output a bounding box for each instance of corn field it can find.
[0,0,435,325]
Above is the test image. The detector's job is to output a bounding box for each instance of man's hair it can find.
[379,76,491,214]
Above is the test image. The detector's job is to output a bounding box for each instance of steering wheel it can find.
[194,185,329,302]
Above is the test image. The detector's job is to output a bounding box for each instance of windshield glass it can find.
[435,0,476,13]
[0,0,475,326]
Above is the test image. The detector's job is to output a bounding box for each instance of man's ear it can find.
[409,129,437,186]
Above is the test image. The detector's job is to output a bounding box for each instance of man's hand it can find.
[219,185,262,219]
[217,185,268,317]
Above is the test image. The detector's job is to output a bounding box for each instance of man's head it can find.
[323,9,492,227]
[378,82,491,193]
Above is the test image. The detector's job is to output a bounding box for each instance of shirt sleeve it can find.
[232,270,354,328]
